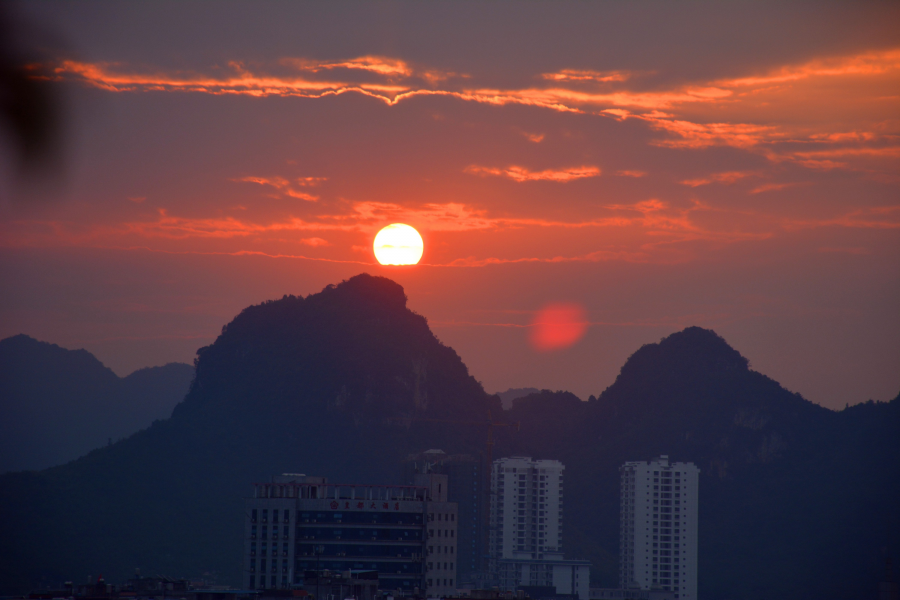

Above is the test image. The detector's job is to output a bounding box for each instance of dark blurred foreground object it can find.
[0,4,64,180]
[881,557,899,600]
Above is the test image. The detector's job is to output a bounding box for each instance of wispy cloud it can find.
[283,56,412,77]
[232,175,324,201]
[464,165,601,182]
[50,47,900,173]
[680,171,756,187]
[749,182,805,194]
[782,205,900,231]
[541,69,632,83]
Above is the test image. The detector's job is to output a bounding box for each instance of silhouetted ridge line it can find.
[178,273,492,421]
[0,335,193,472]
[0,279,895,600]
[617,326,749,382]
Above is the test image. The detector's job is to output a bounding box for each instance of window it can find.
[262,509,268,523]
[252,509,258,523]
[283,510,290,523]
[273,510,278,523]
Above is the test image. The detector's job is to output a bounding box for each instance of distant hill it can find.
[501,328,900,598]
[0,335,194,472]
[496,387,541,409]
[0,276,896,600]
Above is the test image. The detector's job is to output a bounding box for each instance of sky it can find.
[1,2,898,410]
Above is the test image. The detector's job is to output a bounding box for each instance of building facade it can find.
[243,473,457,597]
[490,457,588,600]
[497,558,590,599]
[402,449,485,588]
[491,457,564,560]
[618,456,699,600]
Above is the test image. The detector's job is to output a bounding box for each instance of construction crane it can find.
[391,411,520,578]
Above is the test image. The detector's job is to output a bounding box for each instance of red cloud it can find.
[680,171,756,187]
[541,69,632,83]
[232,175,322,201]
[49,47,900,179]
[464,165,601,182]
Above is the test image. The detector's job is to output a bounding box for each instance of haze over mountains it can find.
[0,274,896,600]
[0,335,194,472]
[496,387,542,410]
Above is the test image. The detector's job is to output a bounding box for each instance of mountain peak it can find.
[183,274,493,420]
[321,273,408,310]
[619,326,749,383]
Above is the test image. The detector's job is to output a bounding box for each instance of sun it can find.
[373,223,424,265]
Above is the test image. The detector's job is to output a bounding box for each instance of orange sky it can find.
[1,2,898,409]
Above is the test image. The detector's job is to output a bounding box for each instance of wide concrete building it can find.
[243,473,457,597]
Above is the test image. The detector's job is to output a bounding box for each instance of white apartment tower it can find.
[619,456,699,600]
[492,456,564,559]
[491,457,589,600]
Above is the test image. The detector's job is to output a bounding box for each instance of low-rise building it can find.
[590,587,674,600]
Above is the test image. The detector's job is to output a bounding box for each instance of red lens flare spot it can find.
[529,303,588,351]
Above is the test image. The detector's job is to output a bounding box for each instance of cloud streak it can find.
[464,165,601,182]
[50,47,900,173]
[232,175,324,201]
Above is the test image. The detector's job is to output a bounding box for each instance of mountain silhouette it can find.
[0,276,896,600]
[496,387,541,410]
[0,334,194,472]
[500,327,899,599]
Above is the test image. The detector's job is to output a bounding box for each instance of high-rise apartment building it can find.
[491,457,564,559]
[491,457,589,599]
[402,449,484,587]
[619,456,699,600]
[243,473,457,597]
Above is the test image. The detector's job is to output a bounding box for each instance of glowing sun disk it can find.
[373,223,424,265]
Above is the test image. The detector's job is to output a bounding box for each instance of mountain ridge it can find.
[0,274,895,600]
[0,334,194,473]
